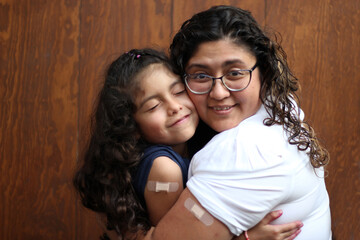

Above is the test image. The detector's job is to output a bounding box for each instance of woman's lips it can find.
[209,104,236,114]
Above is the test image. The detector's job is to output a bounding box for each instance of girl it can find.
[73,48,302,240]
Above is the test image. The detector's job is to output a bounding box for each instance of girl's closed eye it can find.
[144,99,161,112]
[172,83,186,95]
[174,88,186,95]
[148,104,159,111]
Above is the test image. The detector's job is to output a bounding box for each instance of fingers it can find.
[280,224,303,239]
[260,210,283,224]
[285,228,301,240]
[252,211,303,240]
[280,221,303,232]
[268,221,303,240]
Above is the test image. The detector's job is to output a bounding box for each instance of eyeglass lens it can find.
[187,70,251,93]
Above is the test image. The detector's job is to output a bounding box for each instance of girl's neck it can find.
[171,143,188,158]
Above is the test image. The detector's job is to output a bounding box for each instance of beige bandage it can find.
[184,198,214,226]
[147,181,179,192]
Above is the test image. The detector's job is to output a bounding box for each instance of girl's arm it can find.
[233,210,302,240]
[144,156,185,225]
[138,156,231,239]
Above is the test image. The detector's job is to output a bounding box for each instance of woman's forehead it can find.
[186,40,256,71]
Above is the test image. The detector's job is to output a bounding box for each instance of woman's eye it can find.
[226,71,246,80]
[229,71,243,76]
[194,73,208,79]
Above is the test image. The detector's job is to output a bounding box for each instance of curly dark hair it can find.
[73,48,176,239]
[170,5,329,168]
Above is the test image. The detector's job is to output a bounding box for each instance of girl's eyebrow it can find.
[138,78,182,108]
[169,78,183,88]
[186,59,247,72]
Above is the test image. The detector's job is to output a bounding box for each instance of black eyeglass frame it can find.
[184,63,258,94]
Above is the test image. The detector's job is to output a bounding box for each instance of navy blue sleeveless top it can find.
[132,144,190,209]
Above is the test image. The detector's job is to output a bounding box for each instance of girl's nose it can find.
[167,99,183,115]
[209,79,230,100]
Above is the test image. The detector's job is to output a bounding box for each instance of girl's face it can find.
[134,64,199,148]
[185,39,262,132]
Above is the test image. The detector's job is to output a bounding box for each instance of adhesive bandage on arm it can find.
[146,181,179,192]
[184,198,214,226]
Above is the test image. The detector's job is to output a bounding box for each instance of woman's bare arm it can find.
[144,188,233,240]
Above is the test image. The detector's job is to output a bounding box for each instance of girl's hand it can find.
[233,210,303,240]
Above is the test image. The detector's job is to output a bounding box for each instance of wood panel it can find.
[266,0,360,239]
[76,1,173,239]
[0,0,80,239]
[172,0,266,35]
[79,0,173,122]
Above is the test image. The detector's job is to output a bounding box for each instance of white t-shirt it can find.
[187,104,331,239]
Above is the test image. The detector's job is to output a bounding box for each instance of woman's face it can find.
[134,64,199,147]
[185,39,262,132]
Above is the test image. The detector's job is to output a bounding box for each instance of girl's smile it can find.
[134,63,199,148]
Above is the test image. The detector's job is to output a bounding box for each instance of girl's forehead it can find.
[132,64,165,89]
[136,64,175,86]
[133,64,181,102]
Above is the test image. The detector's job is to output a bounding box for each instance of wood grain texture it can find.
[266,0,360,238]
[0,0,80,239]
[79,0,173,126]
[172,0,265,35]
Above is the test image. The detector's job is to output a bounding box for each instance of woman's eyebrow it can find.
[222,59,246,67]
[186,59,247,72]
[185,63,210,72]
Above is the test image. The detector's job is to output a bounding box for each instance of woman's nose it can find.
[209,79,230,100]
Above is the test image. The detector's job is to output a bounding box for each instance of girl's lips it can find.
[169,114,190,127]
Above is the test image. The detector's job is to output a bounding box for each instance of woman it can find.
[145,5,331,240]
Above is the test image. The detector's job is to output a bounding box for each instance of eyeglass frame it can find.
[183,63,258,95]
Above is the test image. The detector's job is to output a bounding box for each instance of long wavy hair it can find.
[73,49,175,239]
[170,5,329,168]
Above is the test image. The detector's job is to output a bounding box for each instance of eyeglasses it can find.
[184,63,258,94]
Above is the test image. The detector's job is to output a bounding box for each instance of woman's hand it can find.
[233,210,303,240]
